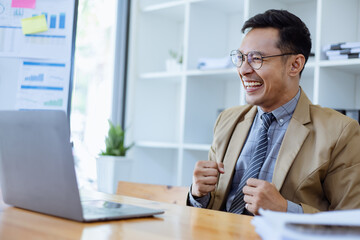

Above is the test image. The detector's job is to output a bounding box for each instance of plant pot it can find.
[166,59,182,72]
[96,156,132,194]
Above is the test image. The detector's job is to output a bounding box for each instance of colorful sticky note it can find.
[21,15,48,35]
[11,0,36,9]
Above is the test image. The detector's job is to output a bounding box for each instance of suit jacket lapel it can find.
[212,106,257,210]
[272,89,311,190]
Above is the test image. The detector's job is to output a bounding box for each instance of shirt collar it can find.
[257,89,301,126]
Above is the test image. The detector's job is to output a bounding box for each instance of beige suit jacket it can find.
[206,89,360,213]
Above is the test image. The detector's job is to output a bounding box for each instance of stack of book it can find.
[323,42,360,60]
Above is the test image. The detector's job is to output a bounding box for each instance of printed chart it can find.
[16,60,70,111]
[0,0,75,113]
[0,0,73,59]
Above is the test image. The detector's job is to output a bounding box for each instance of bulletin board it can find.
[0,0,78,113]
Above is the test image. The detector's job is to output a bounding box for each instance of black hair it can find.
[242,9,311,75]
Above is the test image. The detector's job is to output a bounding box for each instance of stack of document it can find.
[197,56,232,70]
[252,209,360,240]
[323,42,360,60]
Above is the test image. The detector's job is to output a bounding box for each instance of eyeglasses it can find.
[230,50,297,70]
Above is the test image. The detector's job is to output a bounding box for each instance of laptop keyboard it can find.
[83,205,125,216]
[81,200,164,221]
[82,201,126,217]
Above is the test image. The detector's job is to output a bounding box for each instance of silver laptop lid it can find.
[0,110,83,221]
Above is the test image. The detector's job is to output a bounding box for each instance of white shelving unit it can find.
[126,0,360,186]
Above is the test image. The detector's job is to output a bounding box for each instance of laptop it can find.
[0,110,164,222]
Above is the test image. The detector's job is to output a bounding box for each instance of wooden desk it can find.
[0,190,261,240]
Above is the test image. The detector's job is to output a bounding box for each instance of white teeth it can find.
[244,82,262,87]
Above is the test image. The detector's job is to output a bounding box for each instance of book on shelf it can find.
[327,53,360,61]
[325,48,360,56]
[323,42,345,51]
[341,42,360,49]
[197,56,232,70]
[323,41,360,51]
[323,41,360,60]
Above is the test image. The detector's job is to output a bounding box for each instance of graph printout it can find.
[0,0,75,113]
[16,59,70,111]
[0,0,74,59]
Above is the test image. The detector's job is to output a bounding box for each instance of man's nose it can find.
[239,56,254,76]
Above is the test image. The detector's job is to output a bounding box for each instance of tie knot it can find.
[261,112,274,130]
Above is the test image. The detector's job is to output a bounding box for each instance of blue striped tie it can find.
[228,112,275,214]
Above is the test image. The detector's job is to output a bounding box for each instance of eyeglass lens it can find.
[231,51,263,69]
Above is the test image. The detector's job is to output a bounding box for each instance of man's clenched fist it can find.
[191,161,225,197]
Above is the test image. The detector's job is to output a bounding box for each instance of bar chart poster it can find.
[16,60,70,111]
[0,0,77,113]
[0,0,74,60]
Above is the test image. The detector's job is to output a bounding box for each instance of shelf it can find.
[183,143,211,151]
[319,59,360,74]
[136,141,180,149]
[186,68,237,76]
[137,142,211,151]
[140,68,237,79]
[140,65,316,79]
[139,68,237,79]
[319,59,360,67]
[139,71,183,79]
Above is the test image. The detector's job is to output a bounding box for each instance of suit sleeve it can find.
[208,111,223,163]
[322,120,360,211]
[207,111,224,209]
[300,203,321,213]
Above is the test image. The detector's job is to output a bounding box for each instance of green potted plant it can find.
[96,120,134,194]
[166,49,183,72]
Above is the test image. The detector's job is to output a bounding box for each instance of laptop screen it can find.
[0,110,84,221]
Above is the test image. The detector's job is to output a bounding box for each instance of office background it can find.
[124,0,360,187]
[2,0,359,190]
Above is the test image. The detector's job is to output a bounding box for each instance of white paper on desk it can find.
[252,209,360,240]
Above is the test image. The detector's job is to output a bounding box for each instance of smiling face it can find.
[238,28,300,112]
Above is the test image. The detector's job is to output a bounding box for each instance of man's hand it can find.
[242,178,287,215]
[191,161,225,197]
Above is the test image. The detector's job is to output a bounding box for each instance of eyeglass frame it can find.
[230,50,297,70]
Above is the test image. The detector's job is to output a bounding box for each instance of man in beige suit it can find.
[187,9,360,215]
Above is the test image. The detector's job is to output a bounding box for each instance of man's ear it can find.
[289,54,306,76]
